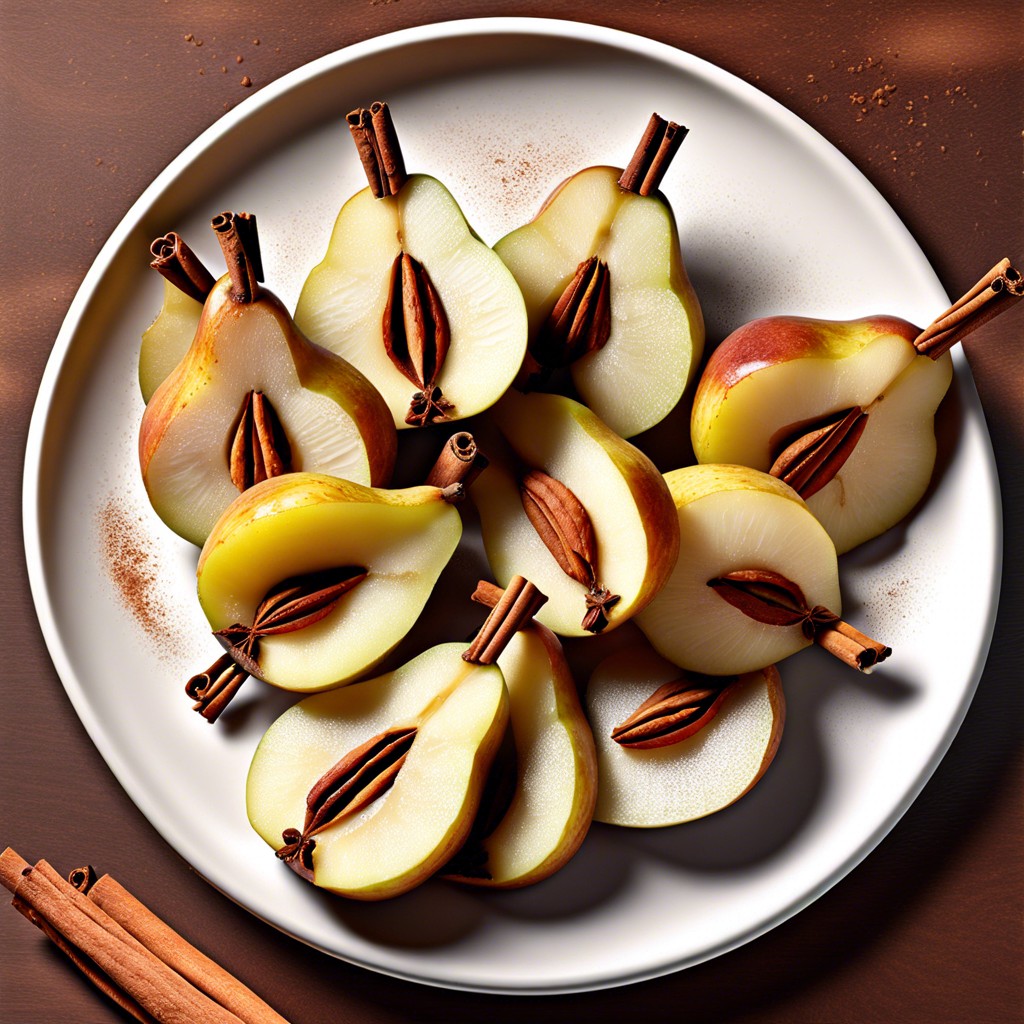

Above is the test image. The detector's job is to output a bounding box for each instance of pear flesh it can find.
[494,166,704,438]
[295,174,528,428]
[587,646,784,827]
[139,279,203,403]
[451,622,597,888]
[139,278,397,546]
[635,464,840,675]
[246,643,509,900]
[690,316,953,553]
[197,475,462,692]
[473,391,680,637]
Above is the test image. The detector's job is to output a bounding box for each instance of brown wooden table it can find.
[2,3,1021,1021]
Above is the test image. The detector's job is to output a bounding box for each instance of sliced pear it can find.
[493,114,704,439]
[246,643,509,900]
[140,239,397,547]
[139,279,203,403]
[473,391,679,637]
[586,646,784,827]
[295,103,527,429]
[447,613,597,887]
[635,464,843,675]
[195,474,462,694]
[690,314,952,553]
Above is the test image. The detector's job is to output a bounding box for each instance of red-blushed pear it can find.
[187,433,486,722]
[444,581,597,888]
[586,645,785,827]
[294,101,527,429]
[139,212,396,547]
[691,259,1022,553]
[473,390,679,638]
[635,464,891,676]
[245,578,545,901]
[139,232,213,402]
[493,113,704,439]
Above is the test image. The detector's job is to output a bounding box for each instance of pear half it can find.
[295,173,527,429]
[587,646,784,827]
[636,464,841,675]
[140,277,397,546]
[196,474,461,692]
[473,391,679,637]
[246,643,508,900]
[691,315,953,553]
[494,163,704,438]
[447,619,597,888]
[139,279,203,403]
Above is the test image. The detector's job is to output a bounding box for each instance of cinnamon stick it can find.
[815,619,892,671]
[913,258,1022,358]
[68,867,288,1024]
[618,113,688,196]
[425,432,489,490]
[211,211,262,303]
[0,849,252,1023]
[463,576,547,664]
[149,232,216,303]
[347,101,407,198]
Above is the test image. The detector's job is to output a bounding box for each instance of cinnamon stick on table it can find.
[1,847,289,1024]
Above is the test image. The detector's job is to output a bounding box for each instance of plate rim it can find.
[21,15,1000,995]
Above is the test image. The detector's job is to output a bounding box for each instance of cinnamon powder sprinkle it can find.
[98,496,176,654]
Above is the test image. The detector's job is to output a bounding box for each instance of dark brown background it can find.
[2,2,1021,1021]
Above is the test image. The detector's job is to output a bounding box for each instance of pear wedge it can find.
[586,646,784,827]
[446,603,597,888]
[295,102,527,429]
[194,474,462,697]
[494,114,704,438]
[139,278,203,403]
[140,214,396,547]
[474,391,679,637]
[246,643,509,900]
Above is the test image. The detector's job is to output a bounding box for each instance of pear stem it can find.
[618,113,688,196]
[347,101,407,198]
[211,211,262,302]
[463,577,547,665]
[149,232,215,303]
[913,258,1022,358]
[425,432,489,490]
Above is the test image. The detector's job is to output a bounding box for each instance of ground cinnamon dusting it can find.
[98,496,176,655]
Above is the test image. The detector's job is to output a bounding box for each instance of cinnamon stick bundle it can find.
[1,848,289,1024]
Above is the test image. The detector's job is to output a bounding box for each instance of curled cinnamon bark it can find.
[149,232,216,302]
[211,211,262,302]
[463,576,548,665]
[913,258,1023,358]
[425,432,489,490]
[347,101,407,198]
[618,112,688,196]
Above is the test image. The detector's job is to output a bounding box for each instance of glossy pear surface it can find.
[474,391,679,637]
[691,315,953,553]
[295,175,527,428]
[197,474,461,691]
[139,279,203,403]
[587,647,784,827]
[450,621,597,888]
[139,277,396,546]
[494,166,704,438]
[246,643,508,900]
[636,464,840,675]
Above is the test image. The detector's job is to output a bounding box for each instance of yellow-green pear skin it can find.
[139,279,203,403]
[636,464,840,675]
[494,166,704,438]
[295,174,527,428]
[139,276,397,546]
[587,646,785,827]
[246,644,509,900]
[448,621,597,888]
[474,391,680,637]
[197,474,462,692]
[691,314,953,553]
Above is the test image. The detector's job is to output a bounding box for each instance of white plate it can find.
[23,18,999,994]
